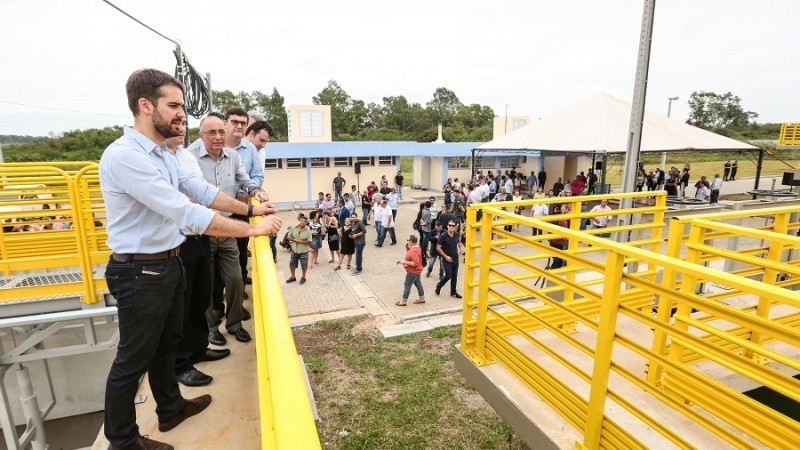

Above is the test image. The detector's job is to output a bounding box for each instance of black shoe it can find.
[435,286,441,296]
[208,330,226,346]
[451,292,463,299]
[244,277,252,285]
[374,244,382,247]
[352,270,361,275]
[243,291,249,300]
[286,277,296,283]
[196,348,230,362]
[390,242,397,245]
[176,368,212,387]
[241,307,251,321]
[229,328,251,342]
[299,277,306,285]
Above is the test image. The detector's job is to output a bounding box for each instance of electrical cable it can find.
[174,51,211,118]
[100,0,176,44]
[100,0,210,118]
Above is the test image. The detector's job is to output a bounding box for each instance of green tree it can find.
[254,88,288,140]
[426,87,460,126]
[312,80,368,139]
[686,91,758,129]
[211,90,257,114]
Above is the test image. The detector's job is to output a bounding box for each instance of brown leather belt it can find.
[112,247,180,261]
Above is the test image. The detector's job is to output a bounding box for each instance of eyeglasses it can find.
[229,119,248,127]
[448,224,457,227]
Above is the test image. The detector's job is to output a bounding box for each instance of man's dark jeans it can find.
[436,257,460,295]
[175,236,211,374]
[104,255,186,448]
[354,243,365,271]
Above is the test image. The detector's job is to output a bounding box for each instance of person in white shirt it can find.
[695,183,711,203]
[530,202,549,236]
[590,199,613,238]
[428,196,440,221]
[709,173,723,204]
[376,198,396,246]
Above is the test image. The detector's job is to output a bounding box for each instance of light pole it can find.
[661,96,679,169]
[504,104,509,135]
[667,96,678,118]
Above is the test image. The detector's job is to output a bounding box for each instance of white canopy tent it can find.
[477,92,759,154]
[474,92,764,191]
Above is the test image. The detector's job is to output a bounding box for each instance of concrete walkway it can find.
[274,175,783,338]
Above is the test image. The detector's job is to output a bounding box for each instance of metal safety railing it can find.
[250,215,321,450]
[779,123,800,146]
[0,162,109,307]
[1,162,321,449]
[460,191,800,449]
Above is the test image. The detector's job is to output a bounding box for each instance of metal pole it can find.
[504,105,509,135]
[662,97,677,170]
[17,366,47,450]
[618,0,657,242]
[752,147,765,199]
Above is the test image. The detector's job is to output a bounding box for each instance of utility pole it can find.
[661,96,678,169]
[504,105,509,135]
[615,0,657,243]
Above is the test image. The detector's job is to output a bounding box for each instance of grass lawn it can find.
[294,317,526,450]
[601,156,800,186]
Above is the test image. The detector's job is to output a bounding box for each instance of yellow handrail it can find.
[461,192,800,449]
[250,215,321,450]
[779,123,800,146]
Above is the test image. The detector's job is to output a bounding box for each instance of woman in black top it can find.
[322,211,339,263]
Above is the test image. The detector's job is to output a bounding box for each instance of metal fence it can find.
[460,191,800,449]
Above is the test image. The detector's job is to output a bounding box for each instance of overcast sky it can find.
[1,0,797,136]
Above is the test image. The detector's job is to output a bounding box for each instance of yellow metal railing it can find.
[461,192,800,449]
[779,123,800,146]
[0,162,108,303]
[2,163,322,448]
[250,215,321,450]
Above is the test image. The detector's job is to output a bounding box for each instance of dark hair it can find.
[425,201,432,209]
[225,107,248,120]
[125,69,183,116]
[246,120,273,136]
[408,235,418,243]
[309,210,318,220]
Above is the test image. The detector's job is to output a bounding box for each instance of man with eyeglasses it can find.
[191,115,265,345]
[434,220,465,299]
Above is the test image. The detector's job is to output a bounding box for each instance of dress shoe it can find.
[196,348,230,362]
[110,435,174,450]
[242,306,251,321]
[244,276,252,285]
[176,368,212,387]
[229,328,251,342]
[451,292,463,299]
[158,394,212,432]
[435,286,441,296]
[208,330,226,346]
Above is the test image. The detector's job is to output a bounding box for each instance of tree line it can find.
[0,88,783,162]
[211,80,494,142]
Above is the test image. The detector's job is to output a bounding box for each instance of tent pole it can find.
[617,0,656,243]
[471,148,476,184]
[752,147,765,199]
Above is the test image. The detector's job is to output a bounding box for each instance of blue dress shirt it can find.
[99,128,219,253]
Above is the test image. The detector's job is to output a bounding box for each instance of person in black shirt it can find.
[435,219,465,298]
[394,171,405,200]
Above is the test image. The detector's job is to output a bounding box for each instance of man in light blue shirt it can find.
[100,69,281,450]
